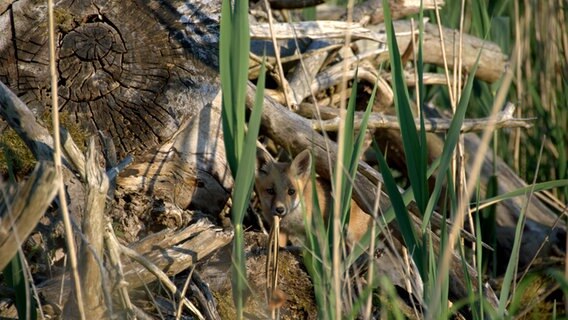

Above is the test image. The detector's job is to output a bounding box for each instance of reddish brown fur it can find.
[255,148,372,247]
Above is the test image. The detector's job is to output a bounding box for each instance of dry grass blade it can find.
[261,0,294,108]
[266,216,283,318]
[104,223,134,316]
[47,0,85,317]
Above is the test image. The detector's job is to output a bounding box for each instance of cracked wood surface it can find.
[1,0,231,216]
[0,0,220,158]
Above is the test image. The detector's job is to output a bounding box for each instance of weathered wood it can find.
[310,102,534,133]
[302,58,394,109]
[463,133,566,272]
[464,133,564,229]
[367,20,508,83]
[315,0,443,25]
[38,219,232,306]
[0,162,59,271]
[287,39,335,106]
[250,20,392,43]
[255,18,507,115]
[63,138,110,318]
[0,0,220,158]
[116,91,232,218]
[1,0,231,221]
[123,219,232,289]
[422,22,507,83]
[0,82,55,162]
[118,239,206,320]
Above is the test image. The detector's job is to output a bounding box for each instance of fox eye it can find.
[267,188,275,195]
[288,188,296,196]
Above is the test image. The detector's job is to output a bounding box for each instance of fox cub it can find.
[255,148,372,247]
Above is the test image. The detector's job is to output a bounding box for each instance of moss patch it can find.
[1,112,88,178]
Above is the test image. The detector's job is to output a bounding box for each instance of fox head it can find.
[255,148,312,221]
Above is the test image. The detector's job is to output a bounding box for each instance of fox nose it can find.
[274,206,286,216]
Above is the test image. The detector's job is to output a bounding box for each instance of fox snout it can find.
[273,203,287,216]
[261,187,299,218]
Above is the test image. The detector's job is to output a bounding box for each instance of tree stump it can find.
[0,0,231,227]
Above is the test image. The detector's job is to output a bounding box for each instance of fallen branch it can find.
[39,219,233,307]
[250,20,400,43]
[311,102,534,133]
[111,232,206,320]
[122,219,232,289]
[0,81,55,162]
[0,162,59,271]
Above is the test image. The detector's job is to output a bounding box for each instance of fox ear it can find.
[291,149,312,178]
[256,147,273,175]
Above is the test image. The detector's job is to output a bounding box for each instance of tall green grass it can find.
[4,249,37,319]
[302,75,376,319]
[375,0,483,317]
[220,0,265,317]
[429,0,568,203]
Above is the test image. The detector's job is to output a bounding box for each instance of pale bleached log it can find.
[311,103,534,133]
[38,219,232,305]
[0,162,59,271]
[122,219,232,288]
[250,20,394,43]
[316,0,443,25]
[64,139,110,318]
[422,22,508,83]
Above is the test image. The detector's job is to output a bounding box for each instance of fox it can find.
[255,147,372,247]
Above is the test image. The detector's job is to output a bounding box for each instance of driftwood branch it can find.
[316,0,443,25]
[422,22,507,83]
[114,235,206,320]
[0,162,59,271]
[311,102,534,133]
[122,219,232,289]
[68,138,110,318]
[0,81,55,161]
[39,219,232,306]
[254,19,506,118]
[250,20,397,43]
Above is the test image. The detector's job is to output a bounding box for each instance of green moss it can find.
[45,112,88,153]
[1,112,88,178]
[213,290,235,319]
[53,9,76,33]
[0,128,36,178]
